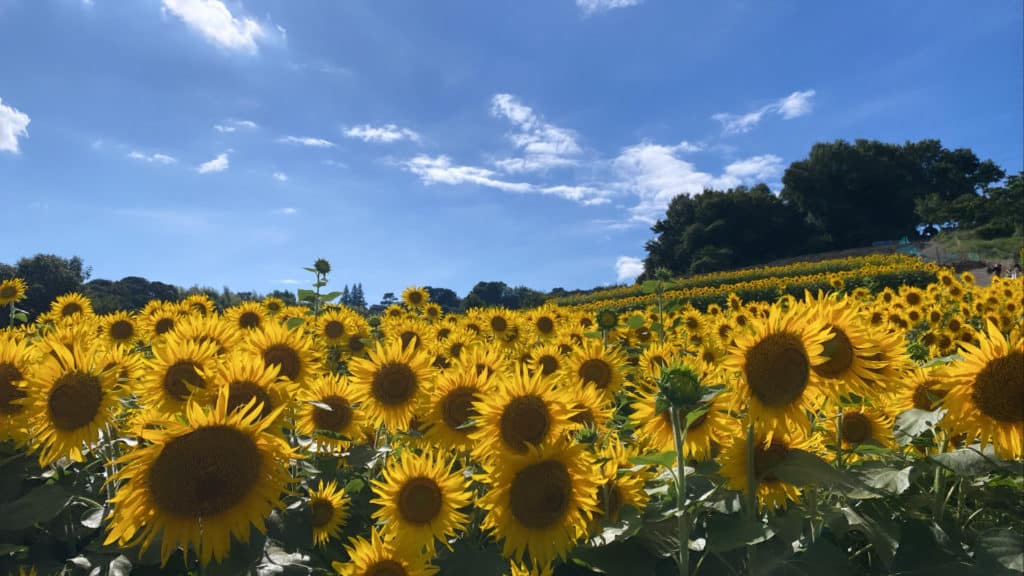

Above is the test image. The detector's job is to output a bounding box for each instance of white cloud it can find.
[712,89,816,134]
[161,0,265,53]
[197,152,229,173]
[278,135,335,148]
[344,123,420,143]
[0,97,31,154]
[280,278,299,285]
[128,150,177,164]
[615,256,645,282]
[721,154,784,182]
[272,171,288,182]
[404,154,612,205]
[214,119,257,133]
[323,159,348,168]
[777,90,816,119]
[490,93,581,173]
[278,207,297,215]
[577,0,642,15]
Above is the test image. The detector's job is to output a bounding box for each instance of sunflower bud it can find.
[314,258,332,275]
[657,365,702,408]
[596,309,619,331]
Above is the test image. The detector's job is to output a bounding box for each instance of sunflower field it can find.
[0,264,1021,576]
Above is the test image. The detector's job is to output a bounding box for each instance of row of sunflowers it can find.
[0,268,1020,576]
[547,253,931,307]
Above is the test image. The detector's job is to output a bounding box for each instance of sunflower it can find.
[402,286,430,309]
[48,292,94,320]
[425,369,487,449]
[371,451,471,554]
[207,353,293,424]
[104,386,296,565]
[26,338,121,466]
[423,302,443,322]
[296,374,365,453]
[382,316,432,353]
[349,341,435,431]
[630,382,739,461]
[100,311,139,347]
[261,296,286,316]
[0,334,36,444]
[453,342,508,384]
[484,308,516,341]
[170,315,242,356]
[527,307,561,341]
[317,309,353,346]
[478,440,600,567]
[0,277,27,306]
[722,304,831,437]
[860,328,913,395]
[226,301,269,332]
[525,343,565,380]
[822,406,895,462]
[563,340,627,396]
[565,383,615,433]
[470,365,577,460]
[140,337,219,415]
[141,304,181,342]
[339,321,373,360]
[181,293,216,317]
[805,294,886,397]
[591,439,649,527]
[245,322,319,385]
[309,479,349,547]
[332,527,438,576]
[940,322,1024,459]
[637,342,677,381]
[719,430,816,511]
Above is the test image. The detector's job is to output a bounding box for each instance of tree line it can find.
[642,139,1022,278]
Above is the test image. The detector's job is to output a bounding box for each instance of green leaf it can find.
[770,449,878,499]
[841,505,898,567]
[344,478,365,493]
[684,404,711,428]
[0,483,72,530]
[640,280,661,294]
[892,519,965,575]
[587,505,642,547]
[894,408,945,444]
[81,506,105,529]
[855,464,913,496]
[626,315,646,329]
[629,451,677,469]
[12,311,27,322]
[297,289,317,302]
[285,317,305,331]
[302,267,318,273]
[434,539,508,576]
[321,291,343,303]
[705,513,773,552]
[784,538,860,576]
[975,528,1024,575]
[929,446,1022,476]
[108,555,133,576]
[574,539,659,576]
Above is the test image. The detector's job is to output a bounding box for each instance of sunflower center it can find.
[48,371,103,431]
[109,320,135,341]
[399,331,418,350]
[372,362,417,406]
[840,412,872,444]
[408,291,424,305]
[0,285,16,299]
[499,395,551,452]
[397,476,443,525]
[814,327,854,379]
[163,360,206,401]
[578,358,613,389]
[912,380,946,410]
[366,560,407,576]
[324,320,345,340]
[436,328,451,341]
[448,343,463,359]
[0,363,27,415]
[348,335,366,353]
[148,425,262,518]
[263,344,301,380]
[598,480,624,521]
[310,498,334,528]
[509,459,572,529]
[491,316,508,333]
[538,354,559,376]
[61,302,83,317]
[971,350,1024,423]
[753,441,788,483]
[227,380,273,419]
[238,311,261,329]
[311,395,354,432]
[154,317,175,335]
[570,405,595,428]
[440,386,478,431]
[536,317,555,334]
[744,332,810,407]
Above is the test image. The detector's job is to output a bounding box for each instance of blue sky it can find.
[1,0,1021,303]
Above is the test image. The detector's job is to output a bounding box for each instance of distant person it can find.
[1012,264,1021,279]
[992,263,1003,277]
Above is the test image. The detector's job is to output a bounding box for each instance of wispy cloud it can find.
[128,150,177,164]
[712,89,816,134]
[280,278,299,285]
[344,123,420,143]
[615,256,644,282]
[214,119,257,133]
[278,135,335,148]
[277,207,297,215]
[272,171,288,182]
[491,93,581,173]
[0,97,31,154]
[160,0,273,53]
[577,0,642,16]
[404,154,612,205]
[197,152,229,173]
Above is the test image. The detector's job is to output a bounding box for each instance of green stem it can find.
[932,434,947,522]
[807,485,818,543]
[744,423,757,518]
[8,302,13,328]
[669,407,690,576]
[835,408,844,470]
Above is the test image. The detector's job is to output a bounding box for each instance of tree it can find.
[340,285,351,306]
[379,292,398,307]
[14,254,89,319]
[643,184,820,277]
[422,286,461,312]
[466,282,508,308]
[267,289,297,306]
[350,283,367,310]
